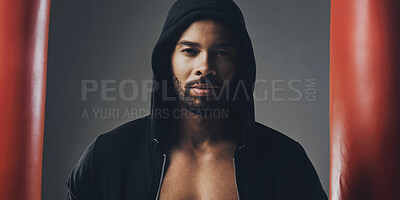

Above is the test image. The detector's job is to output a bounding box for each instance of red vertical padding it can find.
[330,0,400,199]
[0,0,51,199]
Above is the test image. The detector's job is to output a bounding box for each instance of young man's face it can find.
[171,19,239,113]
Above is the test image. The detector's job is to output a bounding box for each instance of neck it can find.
[171,103,237,153]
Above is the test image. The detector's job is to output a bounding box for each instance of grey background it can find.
[43,0,330,199]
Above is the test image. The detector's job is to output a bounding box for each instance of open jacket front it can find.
[67,0,327,199]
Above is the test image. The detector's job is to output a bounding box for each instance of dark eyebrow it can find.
[176,40,200,47]
[176,40,236,49]
[212,42,235,49]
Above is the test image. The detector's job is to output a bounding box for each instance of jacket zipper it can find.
[153,142,244,200]
[155,153,166,200]
[233,144,245,200]
[233,157,240,200]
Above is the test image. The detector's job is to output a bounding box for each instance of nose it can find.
[194,52,216,76]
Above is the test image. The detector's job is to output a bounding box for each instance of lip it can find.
[190,84,220,89]
[190,88,213,95]
[188,84,220,96]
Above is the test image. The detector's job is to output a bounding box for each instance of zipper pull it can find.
[155,153,166,200]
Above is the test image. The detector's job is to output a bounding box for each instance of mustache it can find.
[184,76,223,88]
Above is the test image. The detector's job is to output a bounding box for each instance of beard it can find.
[172,73,230,116]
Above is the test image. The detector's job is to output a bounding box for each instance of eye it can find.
[181,48,198,56]
[216,50,231,57]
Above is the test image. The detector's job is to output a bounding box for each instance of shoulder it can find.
[249,122,310,174]
[250,122,327,199]
[67,116,151,199]
[95,116,150,148]
[74,116,152,174]
[92,116,151,162]
[252,121,305,158]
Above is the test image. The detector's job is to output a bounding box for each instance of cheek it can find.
[171,52,193,82]
[216,61,237,81]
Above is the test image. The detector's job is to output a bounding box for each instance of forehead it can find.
[178,19,237,44]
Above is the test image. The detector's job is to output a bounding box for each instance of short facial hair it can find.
[172,72,230,116]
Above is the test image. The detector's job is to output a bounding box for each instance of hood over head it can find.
[149,0,256,148]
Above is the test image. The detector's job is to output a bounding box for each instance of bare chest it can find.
[158,155,238,200]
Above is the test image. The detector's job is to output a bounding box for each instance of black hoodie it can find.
[67,0,327,199]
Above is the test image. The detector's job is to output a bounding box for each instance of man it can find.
[67,0,327,199]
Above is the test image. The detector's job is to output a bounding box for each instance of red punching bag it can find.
[330,0,400,199]
[0,0,51,199]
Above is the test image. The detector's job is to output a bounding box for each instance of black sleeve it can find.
[67,138,99,200]
[297,143,328,200]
